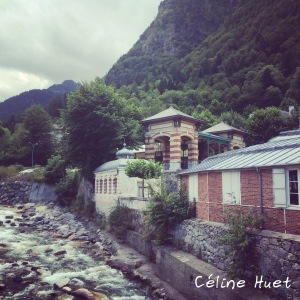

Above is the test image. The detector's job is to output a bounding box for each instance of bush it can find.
[55,169,79,206]
[145,181,192,244]
[108,205,134,238]
[18,167,45,182]
[44,154,67,184]
[219,207,264,279]
[0,165,20,180]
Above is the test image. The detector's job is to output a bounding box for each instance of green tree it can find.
[220,111,247,130]
[0,123,11,165]
[44,154,67,184]
[63,78,142,180]
[246,107,293,145]
[125,159,162,198]
[23,105,54,166]
[145,182,191,244]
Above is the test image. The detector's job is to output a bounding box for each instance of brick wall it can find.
[182,168,300,235]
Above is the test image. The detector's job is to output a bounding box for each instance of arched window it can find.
[108,178,112,194]
[96,179,100,194]
[99,179,103,194]
[104,179,107,194]
[113,178,117,194]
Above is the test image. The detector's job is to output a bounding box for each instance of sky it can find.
[0,0,162,102]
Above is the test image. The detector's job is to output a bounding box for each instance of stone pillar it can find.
[188,138,199,168]
[169,133,182,170]
[145,137,155,161]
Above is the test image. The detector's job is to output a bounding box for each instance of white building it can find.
[94,143,152,214]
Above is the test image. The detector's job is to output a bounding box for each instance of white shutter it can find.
[189,174,198,202]
[222,171,241,204]
[231,171,241,204]
[273,168,287,207]
[222,172,232,203]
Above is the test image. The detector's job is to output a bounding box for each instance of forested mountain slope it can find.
[0,80,77,121]
[105,0,300,116]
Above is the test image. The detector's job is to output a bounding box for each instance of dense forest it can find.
[106,0,300,118]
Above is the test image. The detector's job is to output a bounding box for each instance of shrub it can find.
[55,169,79,206]
[18,167,45,182]
[144,181,191,244]
[44,154,67,184]
[219,207,264,279]
[0,165,20,180]
[108,205,134,238]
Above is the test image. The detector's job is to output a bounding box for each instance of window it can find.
[289,170,299,206]
[273,168,300,207]
[222,171,241,204]
[113,178,117,194]
[108,178,112,194]
[104,179,107,194]
[95,179,99,194]
[99,179,103,194]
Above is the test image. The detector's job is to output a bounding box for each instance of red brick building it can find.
[180,129,300,235]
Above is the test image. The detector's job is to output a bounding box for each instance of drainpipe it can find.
[256,167,264,229]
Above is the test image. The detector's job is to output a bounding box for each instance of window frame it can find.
[288,169,300,207]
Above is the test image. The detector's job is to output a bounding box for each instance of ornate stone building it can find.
[141,106,246,171]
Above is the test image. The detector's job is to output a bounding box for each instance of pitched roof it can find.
[203,121,246,134]
[180,132,300,175]
[141,106,201,124]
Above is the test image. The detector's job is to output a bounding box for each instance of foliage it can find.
[108,205,134,238]
[219,207,264,279]
[125,159,162,180]
[125,159,162,198]
[23,105,54,165]
[47,94,67,119]
[0,165,20,180]
[246,107,294,145]
[105,0,300,116]
[55,169,79,206]
[18,167,45,183]
[62,78,142,180]
[44,154,67,184]
[144,181,191,244]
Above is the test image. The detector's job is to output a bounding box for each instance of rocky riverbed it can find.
[0,203,158,300]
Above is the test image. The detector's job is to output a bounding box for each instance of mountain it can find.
[105,0,300,116]
[0,80,77,121]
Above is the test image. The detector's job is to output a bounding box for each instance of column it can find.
[169,133,182,170]
[188,138,199,168]
[145,136,155,161]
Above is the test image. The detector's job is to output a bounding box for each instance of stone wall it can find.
[0,181,57,205]
[0,181,32,204]
[171,219,300,299]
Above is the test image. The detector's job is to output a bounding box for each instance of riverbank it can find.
[0,202,186,300]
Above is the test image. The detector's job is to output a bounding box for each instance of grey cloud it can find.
[0,0,161,101]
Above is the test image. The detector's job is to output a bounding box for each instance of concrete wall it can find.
[125,230,270,300]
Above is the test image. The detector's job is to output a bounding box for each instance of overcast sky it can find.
[0,0,162,102]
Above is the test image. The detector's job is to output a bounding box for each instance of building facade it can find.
[179,129,300,235]
[141,106,247,171]
[94,144,152,214]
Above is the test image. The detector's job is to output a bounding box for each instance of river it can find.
[0,204,153,300]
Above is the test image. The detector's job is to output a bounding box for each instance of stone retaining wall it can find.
[0,181,32,204]
[171,219,300,299]
[0,181,57,205]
